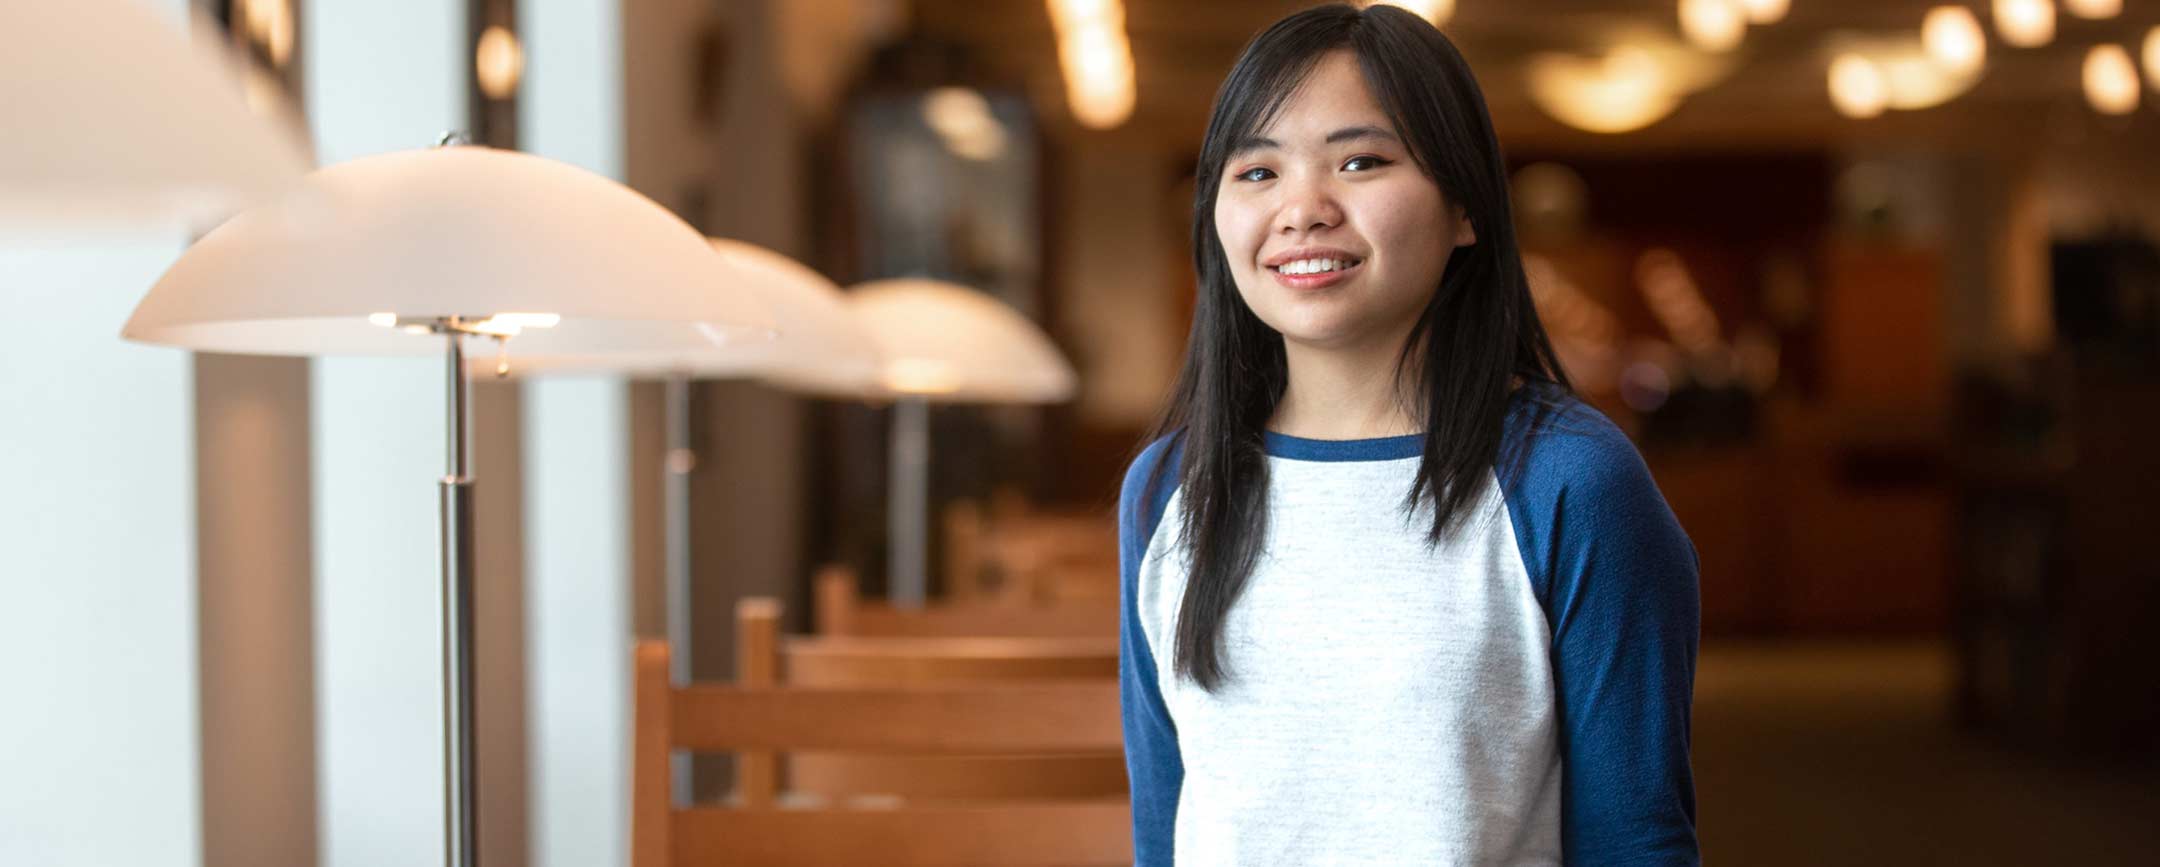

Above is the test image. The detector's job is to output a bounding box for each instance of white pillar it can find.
[301,1,465,865]
[0,234,200,867]
[522,1,634,865]
[0,3,201,863]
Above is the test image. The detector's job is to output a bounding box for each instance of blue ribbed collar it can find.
[1261,429,1424,461]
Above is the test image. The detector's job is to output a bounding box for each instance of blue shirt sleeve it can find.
[1499,395,1702,865]
[1118,435,1184,866]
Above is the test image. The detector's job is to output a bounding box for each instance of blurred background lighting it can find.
[1993,0,2056,48]
[922,87,1009,161]
[475,25,524,100]
[2143,27,2160,90]
[1048,0,1136,129]
[1680,0,1748,52]
[1527,46,1686,133]
[2062,0,2120,20]
[2082,43,2140,114]
[1374,0,1457,26]
[1829,53,1889,118]
[1923,6,1987,75]
[1739,0,1790,26]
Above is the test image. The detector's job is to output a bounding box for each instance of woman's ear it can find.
[1455,208,1478,247]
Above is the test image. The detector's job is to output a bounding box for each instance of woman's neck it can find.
[1267,336,1423,441]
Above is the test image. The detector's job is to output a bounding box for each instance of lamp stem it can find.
[663,373,695,805]
[440,329,479,867]
[888,396,931,610]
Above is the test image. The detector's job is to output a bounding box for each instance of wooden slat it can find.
[670,682,1121,753]
[673,801,1134,866]
[783,635,1117,686]
[735,599,780,807]
[788,752,1129,800]
[812,565,856,636]
[849,603,1118,639]
[632,642,672,867]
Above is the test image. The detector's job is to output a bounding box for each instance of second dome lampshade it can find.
[842,278,1076,405]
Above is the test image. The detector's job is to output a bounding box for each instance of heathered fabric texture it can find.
[1119,387,1700,866]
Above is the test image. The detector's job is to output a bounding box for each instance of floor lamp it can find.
[839,278,1077,610]
[496,236,880,806]
[1,0,308,228]
[121,144,777,867]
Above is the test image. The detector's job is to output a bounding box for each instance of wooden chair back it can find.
[813,565,1116,639]
[783,598,1124,801]
[632,601,1132,866]
[946,498,1119,604]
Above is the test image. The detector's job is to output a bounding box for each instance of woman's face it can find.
[1212,50,1473,354]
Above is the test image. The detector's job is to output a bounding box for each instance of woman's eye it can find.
[1343,155,1390,172]
[1233,166,1276,182]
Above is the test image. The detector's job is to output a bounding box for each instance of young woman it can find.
[1118,5,1701,865]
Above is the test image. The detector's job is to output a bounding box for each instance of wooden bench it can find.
[632,601,1133,866]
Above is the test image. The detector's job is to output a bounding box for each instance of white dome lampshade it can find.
[471,236,880,391]
[122,146,775,357]
[843,277,1076,404]
[0,0,311,229]
[710,239,885,394]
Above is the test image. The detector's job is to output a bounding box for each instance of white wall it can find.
[522,2,635,865]
[0,3,208,864]
[0,234,200,867]
[522,376,633,867]
[301,1,464,865]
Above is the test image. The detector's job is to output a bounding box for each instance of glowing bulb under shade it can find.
[1923,7,1986,75]
[2083,44,2140,115]
[1994,0,2055,49]
[1829,54,1888,118]
[1680,0,1747,52]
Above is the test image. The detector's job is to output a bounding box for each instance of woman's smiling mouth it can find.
[1265,248,1366,289]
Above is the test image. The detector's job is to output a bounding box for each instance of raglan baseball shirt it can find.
[1118,384,1700,866]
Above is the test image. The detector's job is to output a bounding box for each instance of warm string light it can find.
[2083,44,2140,114]
[2144,27,2160,91]
[1993,0,2055,49]
[2062,0,2120,20]
[1738,0,1789,25]
[1922,6,1986,76]
[475,25,524,100]
[922,87,1008,160]
[1680,0,1748,52]
[1373,0,1456,26]
[1047,0,1136,129]
[1526,47,1686,133]
[1829,54,1888,118]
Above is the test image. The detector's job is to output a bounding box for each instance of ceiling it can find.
[910,0,2160,152]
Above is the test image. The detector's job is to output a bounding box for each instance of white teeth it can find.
[1278,258,1353,275]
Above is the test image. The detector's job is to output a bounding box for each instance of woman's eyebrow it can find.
[1229,135,1281,156]
[1325,124,1398,145]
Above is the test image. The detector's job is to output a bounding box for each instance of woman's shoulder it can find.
[1499,383,1655,498]
[1118,432,1184,530]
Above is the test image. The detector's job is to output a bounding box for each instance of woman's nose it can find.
[1276,177,1343,235]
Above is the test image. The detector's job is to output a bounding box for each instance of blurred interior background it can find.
[6,1,2160,865]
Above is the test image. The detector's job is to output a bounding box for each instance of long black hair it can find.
[1148,3,1570,690]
